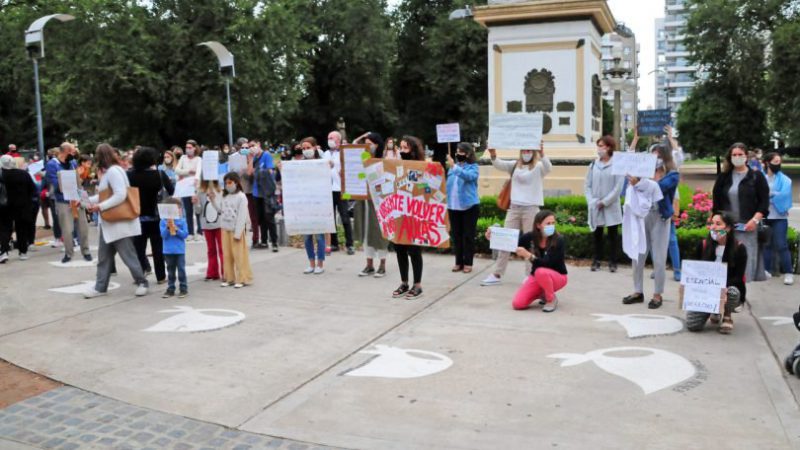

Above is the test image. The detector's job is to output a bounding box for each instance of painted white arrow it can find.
[49,280,120,294]
[48,259,97,268]
[343,345,453,379]
[760,316,794,326]
[142,306,245,333]
[592,313,684,338]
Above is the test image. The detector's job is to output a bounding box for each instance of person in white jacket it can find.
[84,144,148,299]
[175,139,203,240]
[481,144,551,286]
[220,172,252,288]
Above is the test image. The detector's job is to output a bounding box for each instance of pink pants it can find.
[204,229,223,279]
[512,268,568,309]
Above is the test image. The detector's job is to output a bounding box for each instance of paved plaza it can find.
[1,227,799,449]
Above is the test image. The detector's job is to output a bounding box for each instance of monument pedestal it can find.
[474,0,616,195]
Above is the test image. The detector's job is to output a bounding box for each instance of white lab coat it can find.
[622,178,663,262]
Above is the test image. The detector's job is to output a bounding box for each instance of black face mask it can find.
[456,154,467,163]
[65,154,75,163]
[400,151,414,161]
[769,163,781,173]
[292,148,303,157]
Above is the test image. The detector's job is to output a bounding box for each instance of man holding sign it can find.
[46,142,92,264]
[684,212,748,334]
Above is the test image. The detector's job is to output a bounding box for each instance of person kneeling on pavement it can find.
[686,212,747,334]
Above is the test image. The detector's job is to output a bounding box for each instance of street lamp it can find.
[602,40,634,150]
[25,13,75,160]
[198,41,235,149]
[449,5,473,20]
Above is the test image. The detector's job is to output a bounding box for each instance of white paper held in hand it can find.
[611,152,658,179]
[157,204,182,220]
[489,227,520,253]
[173,177,197,198]
[58,170,80,201]
[201,151,219,181]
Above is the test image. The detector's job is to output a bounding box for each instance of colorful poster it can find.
[436,123,461,143]
[364,159,449,248]
[340,144,369,200]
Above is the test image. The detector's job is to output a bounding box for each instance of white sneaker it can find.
[0,252,8,264]
[314,267,325,275]
[764,271,772,278]
[785,274,795,286]
[234,283,244,289]
[542,295,558,313]
[303,266,315,274]
[19,253,29,261]
[51,240,62,248]
[481,274,501,286]
[83,288,107,299]
[220,282,231,287]
[134,284,148,297]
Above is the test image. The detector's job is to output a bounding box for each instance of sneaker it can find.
[542,295,558,312]
[272,245,279,253]
[358,266,376,277]
[135,284,148,297]
[785,274,795,286]
[765,270,772,278]
[303,266,315,274]
[83,288,107,299]
[51,239,62,248]
[346,246,355,255]
[162,290,175,298]
[673,271,681,282]
[374,267,386,278]
[538,294,547,306]
[0,252,7,264]
[19,253,29,261]
[220,282,231,287]
[234,283,244,288]
[609,263,618,273]
[480,274,501,286]
[178,291,188,298]
[61,255,71,264]
[83,254,93,262]
[314,267,325,275]
[590,261,600,272]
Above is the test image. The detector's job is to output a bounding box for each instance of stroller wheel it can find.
[786,355,795,374]
[794,358,800,379]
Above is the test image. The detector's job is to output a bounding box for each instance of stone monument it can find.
[473,0,617,194]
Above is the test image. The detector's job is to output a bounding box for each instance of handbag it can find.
[496,164,517,211]
[98,168,140,222]
[757,221,772,244]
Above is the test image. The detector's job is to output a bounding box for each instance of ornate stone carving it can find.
[506,101,523,113]
[524,69,555,113]
[543,114,552,134]
[592,75,601,118]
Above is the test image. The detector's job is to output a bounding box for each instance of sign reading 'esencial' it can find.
[681,260,727,314]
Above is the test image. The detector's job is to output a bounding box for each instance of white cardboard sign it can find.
[157,204,182,220]
[681,260,727,314]
[227,152,247,173]
[173,177,196,198]
[488,113,543,150]
[489,226,520,253]
[201,151,219,181]
[58,170,80,201]
[282,159,336,235]
[611,152,658,179]
[436,123,461,143]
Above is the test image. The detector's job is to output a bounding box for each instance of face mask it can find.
[731,156,747,167]
[386,143,394,150]
[164,158,172,165]
[400,151,413,161]
[65,154,75,163]
[186,149,195,157]
[521,153,533,163]
[302,149,316,159]
[597,150,606,158]
[370,144,378,154]
[327,140,338,150]
[543,224,556,237]
[225,185,237,194]
[656,158,664,169]
[240,148,250,156]
[710,229,727,242]
[456,154,467,163]
[769,163,781,173]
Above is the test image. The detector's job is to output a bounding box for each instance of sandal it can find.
[451,265,463,272]
[392,284,410,298]
[647,298,663,309]
[719,316,733,334]
[463,266,473,274]
[405,286,423,300]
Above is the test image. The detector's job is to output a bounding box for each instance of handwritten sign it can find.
[365,159,450,248]
[58,170,80,201]
[282,159,336,235]
[340,144,369,200]
[173,176,196,198]
[201,151,219,181]
[611,152,658,179]
[157,204,182,220]
[489,227,520,253]
[27,160,44,175]
[436,123,461,143]
[227,153,246,173]
[637,109,671,136]
[488,113,543,150]
[680,260,727,314]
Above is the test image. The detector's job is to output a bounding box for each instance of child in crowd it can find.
[220,172,253,288]
[159,198,189,298]
[198,179,224,281]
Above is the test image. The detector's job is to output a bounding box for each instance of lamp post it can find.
[198,41,235,149]
[25,14,75,160]
[602,41,633,150]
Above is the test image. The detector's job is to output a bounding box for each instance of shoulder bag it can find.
[99,167,140,222]
[496,164,517,211]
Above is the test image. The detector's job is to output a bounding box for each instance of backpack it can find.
[0,170,8,207]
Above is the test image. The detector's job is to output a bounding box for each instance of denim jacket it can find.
[446,163,479,211]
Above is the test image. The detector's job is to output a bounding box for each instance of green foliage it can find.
[769,19,800,146]
[677,183,693,212]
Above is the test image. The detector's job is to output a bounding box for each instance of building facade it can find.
[601,25,639,141]
[655,0,698,112]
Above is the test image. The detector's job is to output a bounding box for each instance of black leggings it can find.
[255,198,278,245]
[134,220,165,282]
[593,224,619,264]
[449,205,479,267]
[395,244,423,285]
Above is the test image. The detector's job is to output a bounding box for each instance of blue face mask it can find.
[543,224,556,237]
[240,148,250,156]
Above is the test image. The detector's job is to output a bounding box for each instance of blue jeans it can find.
[165,253,187,293]
[304,234,325,261]
[764,219,793,274]
[668,222,681,277]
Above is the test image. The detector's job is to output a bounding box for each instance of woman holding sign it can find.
[354,133,389,278]
[392,136,427,299]
[686,213,747,334]
[175,140,202,240]
[446,143,480,273]
[585,135,624,273]
[298,137,329,275]
[481,144,551,286]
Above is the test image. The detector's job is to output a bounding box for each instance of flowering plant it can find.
[675,189,713,229]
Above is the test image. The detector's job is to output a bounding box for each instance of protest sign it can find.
[340,144,369,200]
[157,204,182,220]
[364,158,450,248]
[201,151,219,181]
[227,152,246,173]
[282,159,336,235]
[173,177,196,198]
[218,162,229,183]
[611,152,658,179]
[27,160,44,175]
[489,227,520,253]
[436,123,461,144]
[488,113,543,150]
[680,260,728,314]
[58,170,80,201]
[637,109,671,136]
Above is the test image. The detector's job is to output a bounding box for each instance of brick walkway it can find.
[0,387,341,450]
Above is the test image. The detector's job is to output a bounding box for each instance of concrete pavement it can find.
[1,227,800,449]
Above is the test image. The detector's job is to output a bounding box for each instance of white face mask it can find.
[521,153,533,163]
[302,149,316,159]
[225,185,236,194]
[731,156,747,168]
[186,149,195,157]
[597,150,606,158]
[327,140,338,150]
[656,158,664,169]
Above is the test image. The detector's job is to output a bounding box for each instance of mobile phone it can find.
[734,223,747,231]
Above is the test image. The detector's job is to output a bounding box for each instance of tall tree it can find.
[768,16,800,146]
